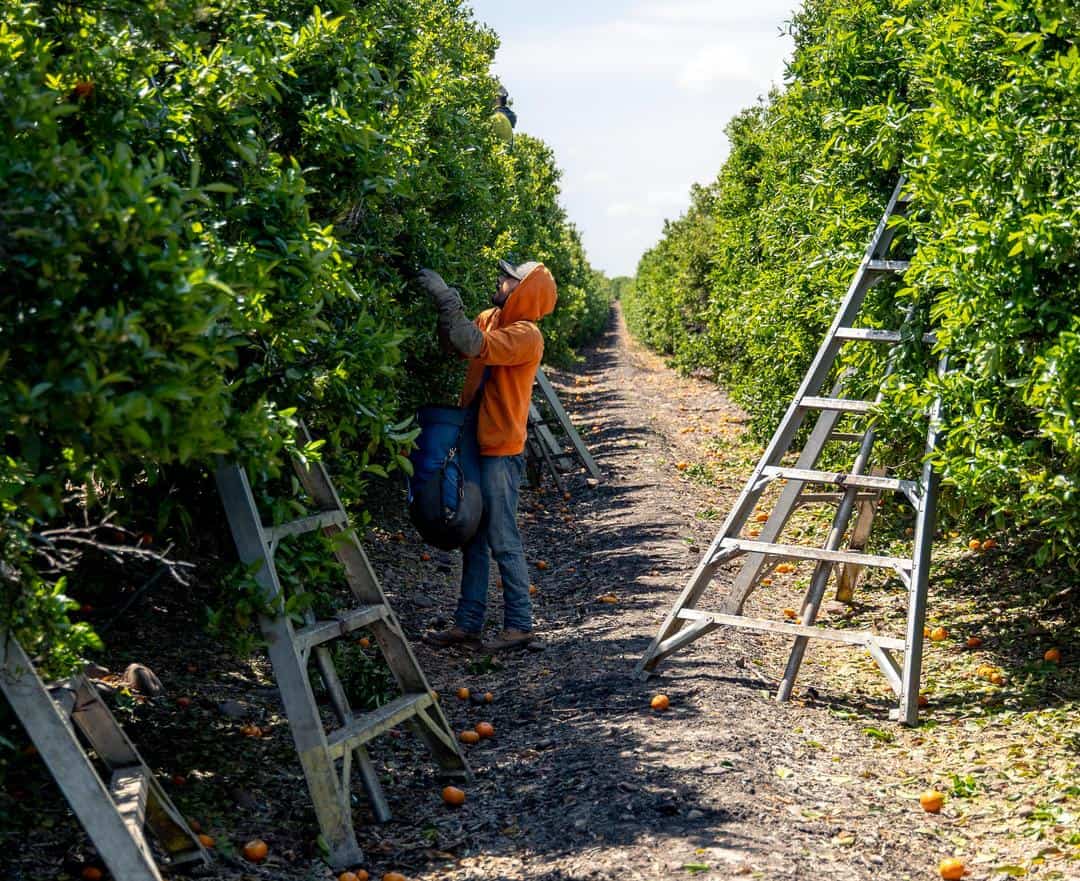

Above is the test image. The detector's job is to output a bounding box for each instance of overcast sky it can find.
[467,1,798,277]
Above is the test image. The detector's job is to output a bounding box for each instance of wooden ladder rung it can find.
[109,768,150,843]
[327,692,433,760]
[762,466,918,498]
[676,609,907,651]
[715,538,912,572]
[294,606,387,652]
[264,510,348,544]
[799,396,874,414]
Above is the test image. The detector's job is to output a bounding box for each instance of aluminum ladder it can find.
[526,368,602,490]
[637,178,944,725]
[215,424,469,869]
[0,632,210,880]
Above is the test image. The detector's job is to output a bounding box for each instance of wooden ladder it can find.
[526,368,602,490]
[215,424,469,870]
[0,632,210,880]
[637,178,945,725]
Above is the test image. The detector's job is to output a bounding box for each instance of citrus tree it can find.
[0,0,611,674]
[624,0,1080,562]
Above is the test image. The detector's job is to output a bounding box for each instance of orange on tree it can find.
[459,730,480,745]
[650,694,670,711]
[442,785,466,806]
[242,839,268,863]
[475,721,495,738]
[1044,647,1061,664]
[919,790,944,813]
[939,857,966,880]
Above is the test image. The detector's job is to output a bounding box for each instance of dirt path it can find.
[375,307,942,881]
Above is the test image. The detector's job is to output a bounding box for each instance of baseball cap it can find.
[497,258,540,280]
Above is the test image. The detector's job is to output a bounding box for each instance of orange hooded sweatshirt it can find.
[459,264,557,456]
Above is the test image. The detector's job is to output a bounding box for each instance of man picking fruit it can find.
[416,259,557,651]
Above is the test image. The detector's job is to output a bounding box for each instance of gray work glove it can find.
[416,268,483,358]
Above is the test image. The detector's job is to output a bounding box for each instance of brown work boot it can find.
[423,626,482,651]
[483,628,534,652]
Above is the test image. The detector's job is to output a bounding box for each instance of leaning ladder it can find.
[215,424,469,869]
[0,632,210,880]
[637,178,944,725]
[526,368,602,489]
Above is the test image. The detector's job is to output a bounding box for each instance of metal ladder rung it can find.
[828,432,868,442]
[676,609,907,651]
[327,692,434,760]
[294,605,388,653]
[264,509,348,544]
[761,465,918,498]
[796,491,880,505]
[716,537,912,572]
[110,769,149,841]
[835,327,937,345]
[867,259,910,272]
[799,396,874,414]
[835,327,902,343]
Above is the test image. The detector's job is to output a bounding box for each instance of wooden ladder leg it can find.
[0,634,163,881]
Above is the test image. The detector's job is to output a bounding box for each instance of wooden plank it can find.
[264,510,348,545]
[0,633,163,881]
[716,538,911,571]
[534,369,601,480]
[326,693,433,760]
[293,605,386,653]
[799,396,874,414]
[676,610,906,651]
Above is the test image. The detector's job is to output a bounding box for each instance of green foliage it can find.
[623,0,1080,561]
[0,0,609,672]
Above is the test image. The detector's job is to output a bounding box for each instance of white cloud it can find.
[677,44,756,92]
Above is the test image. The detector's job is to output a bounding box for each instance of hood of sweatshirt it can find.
[497,263,557,325]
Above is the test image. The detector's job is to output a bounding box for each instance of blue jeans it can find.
[455,453,533,633]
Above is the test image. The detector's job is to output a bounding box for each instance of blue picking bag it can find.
[407,404,483,550]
